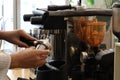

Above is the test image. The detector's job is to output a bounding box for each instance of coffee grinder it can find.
[112,2,120,80]
[68,15,114,80]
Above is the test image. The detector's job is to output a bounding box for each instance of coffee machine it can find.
[22,5,114,80]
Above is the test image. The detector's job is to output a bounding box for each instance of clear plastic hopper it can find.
[73,16,106,47]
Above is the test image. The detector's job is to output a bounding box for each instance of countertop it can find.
[7,68,36,80]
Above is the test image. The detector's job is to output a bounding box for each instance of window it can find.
[0,0,14,51]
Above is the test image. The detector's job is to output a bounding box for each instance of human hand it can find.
[10,47,50,68]
[1,29,37,47]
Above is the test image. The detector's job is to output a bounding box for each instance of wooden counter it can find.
[7,68,36,80]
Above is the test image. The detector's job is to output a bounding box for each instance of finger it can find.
[40,55,48,59]
[36,60,46,67]
[27,46,36,49]
[40,60,46,65]
[37,50,50,55]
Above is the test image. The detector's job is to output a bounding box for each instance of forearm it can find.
[0,30,6,39]
[10,53,20,69]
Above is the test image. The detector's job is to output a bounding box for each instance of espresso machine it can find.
[22,5,114,80]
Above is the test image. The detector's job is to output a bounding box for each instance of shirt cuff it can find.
[0,51,11,80]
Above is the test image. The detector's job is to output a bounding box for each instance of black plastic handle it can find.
[20,37,35,46]
[48,5,72,11]
[23,14,34,21]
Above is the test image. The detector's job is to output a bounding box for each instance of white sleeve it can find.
[0,52,11,80]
